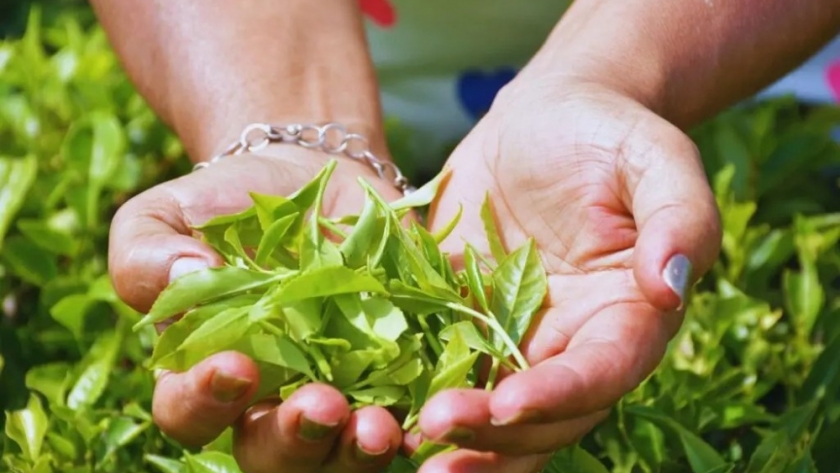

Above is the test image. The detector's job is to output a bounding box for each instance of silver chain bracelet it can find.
[193,123,415,195]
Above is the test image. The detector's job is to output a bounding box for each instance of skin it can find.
[95,0,840,472]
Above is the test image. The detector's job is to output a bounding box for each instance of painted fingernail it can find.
[210,371,251,403]
[298,415,338,442]
[490,409,541,426]
[441,427,475,443]
[353,442,389,462]
[662,254,692,307]
[169,257,209,283]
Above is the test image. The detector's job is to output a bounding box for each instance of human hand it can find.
[108,148,405,473]
[414,79,722,472]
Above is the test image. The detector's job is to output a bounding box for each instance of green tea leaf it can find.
[0,155,38,248]
[463,244,489,311]
[335,294,408,343]
[439,321,499,359]
[197,207,264,258]
[385,357,425,386]
[300,160,343,270]
[25,362,71,407]
[388,168,449,211]
[413,222,448,276]
[167,307,250,371]
[782,451,818,473]
[150,295,260,368]
[323,304,394,357]
[249,192,297,230]
[4,394,48,461]
[1,235,58,286]
[388,280,453,315]
[99,417,147,465]
[230,333,314,379]
[481,193,507,263]
[223,222,258,268]
[50,293,90,340]
[281,298,324,341]
[359,178,456,295]
[433,204,462,244]
[254,213,297,266]
[195,206,258,231]
[17,219,79,256]
[410,441,455,465]
[332,350,378,388]
[340,191,381,268]
[46,432,78,461]
[544,445,610,473]
[783,262,824,336]
[428,330,479,397]
[145,455,185,473]
[628,406,730,473]
[489,239,546,351]
[288,163,332,211]
[275,266,387,305]
[748,402,816,473]
[136,266,290,328]
[300,221,343,271]
[384,455,420,473]
[88,111,125,186]
[184,451,241,473]
[359,335,424,386]
[800,335,840,407]
[347,386,405,406]
[67,331,120,409]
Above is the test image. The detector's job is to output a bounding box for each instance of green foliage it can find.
[1,7,840,473]
[139,161,545,467]
[0,6,191,473]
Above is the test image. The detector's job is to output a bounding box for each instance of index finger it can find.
[488,293,674,425]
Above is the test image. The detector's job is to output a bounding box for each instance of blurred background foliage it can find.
[1,2,839,472]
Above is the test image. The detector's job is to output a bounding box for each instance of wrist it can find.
[174,69,388,165]
[111,0,387,164]
[193,122,412,196]
[187,115,389,166]
[517,45,672,127]
[514,1,690,128]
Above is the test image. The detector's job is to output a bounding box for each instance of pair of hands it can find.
[108,78,722,473]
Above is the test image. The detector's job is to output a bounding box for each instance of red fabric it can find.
[358,0,396,28]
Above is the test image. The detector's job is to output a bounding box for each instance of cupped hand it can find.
[416,79,723,472]
[108,148,404,473]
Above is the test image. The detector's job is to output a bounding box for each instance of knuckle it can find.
[151,402,198,447]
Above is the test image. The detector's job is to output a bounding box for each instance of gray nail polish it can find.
[662,254,692,307]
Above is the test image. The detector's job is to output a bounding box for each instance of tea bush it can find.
[1,7,839,473]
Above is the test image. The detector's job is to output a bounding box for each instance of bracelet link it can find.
[194,122,415,196]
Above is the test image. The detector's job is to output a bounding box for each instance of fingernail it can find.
[210,371,251,403]
[440,427,475,443]
[662,254,692,307]
[490,409,541,427]
[298,415,338,442]
[353,442,389,462]
[169,257,209,283]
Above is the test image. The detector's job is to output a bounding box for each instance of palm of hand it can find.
[416,85,720,472]
[110,147,409,473]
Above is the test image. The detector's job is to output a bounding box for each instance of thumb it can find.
[108,185,224,314]
[629,131,722,312]
[107,152,399,314]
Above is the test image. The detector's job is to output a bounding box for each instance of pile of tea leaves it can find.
[134,160,548,465]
